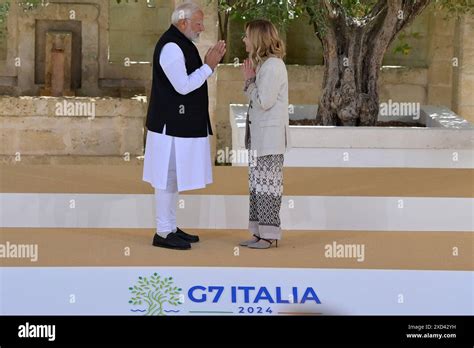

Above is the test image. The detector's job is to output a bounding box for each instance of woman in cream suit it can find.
[239,19,291,249]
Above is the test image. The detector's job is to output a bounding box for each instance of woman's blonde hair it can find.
[245,19,286,68]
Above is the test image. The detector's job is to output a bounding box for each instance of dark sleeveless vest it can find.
[145,24,213,137]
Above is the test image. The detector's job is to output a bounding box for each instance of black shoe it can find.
[152,233,191,250]
[174,227,200,243]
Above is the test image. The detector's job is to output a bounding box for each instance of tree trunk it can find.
[317,26,380,126]
[315,0,431,126]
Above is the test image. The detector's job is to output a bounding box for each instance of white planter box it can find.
[229,104,474,168]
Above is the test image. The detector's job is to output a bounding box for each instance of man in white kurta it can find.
[143,3,225,250]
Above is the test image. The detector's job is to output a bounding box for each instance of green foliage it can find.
[0,1,9,36]
[217,0,474,31]
[0,1,10,31]
[0,0,42,38]
[216,0,474,55]
[216,0,304,32]
[393,31,421,56]
[433,0,474,18]
[338,0,379,18]
[17,0,42,11]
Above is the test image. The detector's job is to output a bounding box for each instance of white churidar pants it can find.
[143,126,212,233]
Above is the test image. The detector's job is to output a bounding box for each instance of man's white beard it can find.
[191,35,200,43]
[185,29,200,43]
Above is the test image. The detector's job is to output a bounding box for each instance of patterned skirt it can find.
[247,137,284,240]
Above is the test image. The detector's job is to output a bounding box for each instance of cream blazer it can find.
[244,56,291,157]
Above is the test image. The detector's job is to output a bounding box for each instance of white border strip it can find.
[1,193,472,231]
[229,148,474,168]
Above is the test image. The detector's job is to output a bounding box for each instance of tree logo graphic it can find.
[128,273,183,315]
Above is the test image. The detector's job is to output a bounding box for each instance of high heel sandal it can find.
[239,234,261,247]
[248,237,278,249]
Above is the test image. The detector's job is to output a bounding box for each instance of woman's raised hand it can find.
[242,58,256,80]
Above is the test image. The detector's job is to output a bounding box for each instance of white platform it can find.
[1,193,472,231]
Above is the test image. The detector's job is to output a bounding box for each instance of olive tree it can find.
[217,0,474,126]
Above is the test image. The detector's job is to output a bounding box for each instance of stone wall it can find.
[103,0,174,96]
[0,0,175,97]
[0,96,146,164]
[453,15,474,123]
[0,0,106,96]
[108,0,172,64]
[0,0,220,165]
[426,11,456,110]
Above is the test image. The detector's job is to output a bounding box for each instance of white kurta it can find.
[143,42,213,192]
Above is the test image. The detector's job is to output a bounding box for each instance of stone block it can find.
[427,85,453,107]
[380,84,427,104]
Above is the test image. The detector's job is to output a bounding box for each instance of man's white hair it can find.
[171,1,202,25]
